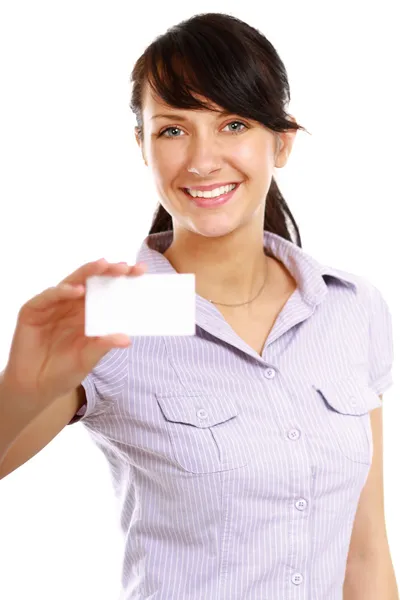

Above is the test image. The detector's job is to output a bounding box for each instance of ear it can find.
[135,127,148,166]
[274,114,298,168]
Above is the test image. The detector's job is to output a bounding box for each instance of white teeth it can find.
[186,183,237,199]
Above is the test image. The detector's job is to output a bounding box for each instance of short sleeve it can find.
[367,283,395,396]
[67,374,99,425]
[67,346,129,425]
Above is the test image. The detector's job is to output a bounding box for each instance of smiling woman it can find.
[1,8,396,600]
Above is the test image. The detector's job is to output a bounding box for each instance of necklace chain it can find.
[209,270,268,307]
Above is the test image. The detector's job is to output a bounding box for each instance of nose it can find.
[188,166,220,177]
[186,136,222,177]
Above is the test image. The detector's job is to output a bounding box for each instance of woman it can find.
[0,12,396,600]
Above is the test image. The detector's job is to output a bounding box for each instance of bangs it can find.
[143,25,275,124]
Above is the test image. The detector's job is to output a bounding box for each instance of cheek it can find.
[234,144,269,174]
[152,148,182,182]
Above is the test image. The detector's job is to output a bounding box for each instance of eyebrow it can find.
[151,110,233,121]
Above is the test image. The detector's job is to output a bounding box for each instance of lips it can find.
[184,182,241,208]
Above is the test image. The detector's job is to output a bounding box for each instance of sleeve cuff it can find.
[369,372,394,397]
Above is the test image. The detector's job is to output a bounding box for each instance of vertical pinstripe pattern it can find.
[70,230,394,599]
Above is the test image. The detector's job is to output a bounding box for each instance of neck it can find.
[163,225,273,308]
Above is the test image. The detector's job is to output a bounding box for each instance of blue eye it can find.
[225,121,247,133]
[159,126,183,138]
[159,120,248,138]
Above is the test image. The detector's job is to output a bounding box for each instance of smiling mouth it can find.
[182,183,240,199]
[182,183,241,207]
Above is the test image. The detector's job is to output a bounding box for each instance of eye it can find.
[222,121,248,134]
[158,120,248,138]
[158,126,184,138]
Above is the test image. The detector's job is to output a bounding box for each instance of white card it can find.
[85,273,196,337]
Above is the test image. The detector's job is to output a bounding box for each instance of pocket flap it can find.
[312,376,382,415]
[156,392,238,428]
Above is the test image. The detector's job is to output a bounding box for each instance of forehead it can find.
[142,80,223,118]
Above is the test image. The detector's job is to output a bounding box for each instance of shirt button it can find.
[197,409,208,420]
[295,498,308,511]
[264,368,276,379]
[287,429,301,440]
[291,572,303,585]
[349,396,358,407]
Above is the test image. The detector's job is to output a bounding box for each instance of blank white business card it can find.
[85,273,196,337]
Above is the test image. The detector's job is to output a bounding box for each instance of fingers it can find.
[25,260,148,313]
[97,333,132,347]
[20,260,148,316]
[21,282,86,314]
[59,259,147,287]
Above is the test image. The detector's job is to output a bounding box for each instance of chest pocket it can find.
[155,392,248,474]
[313,376,382,465]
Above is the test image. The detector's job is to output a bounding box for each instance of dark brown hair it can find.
[130,12,310,247]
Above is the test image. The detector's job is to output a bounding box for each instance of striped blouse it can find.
[69,229,394,599]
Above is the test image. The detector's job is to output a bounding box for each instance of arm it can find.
[0,372,85,479]
[343,396,399,599]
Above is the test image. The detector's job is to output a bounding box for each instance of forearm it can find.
[343,553,399,600]
[0,372,39,464]
[0,370,56,469]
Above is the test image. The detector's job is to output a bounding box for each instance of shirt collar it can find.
[136,230,359,309]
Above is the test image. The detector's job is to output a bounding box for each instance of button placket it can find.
[266,375,306,588]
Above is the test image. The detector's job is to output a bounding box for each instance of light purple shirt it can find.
[69,230,394,599]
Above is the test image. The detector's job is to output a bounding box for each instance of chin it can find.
[186,219,240,239]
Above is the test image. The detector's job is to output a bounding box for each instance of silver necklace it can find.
[209,270,268,307]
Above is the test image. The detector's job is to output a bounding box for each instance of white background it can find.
[0,1,398,598]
